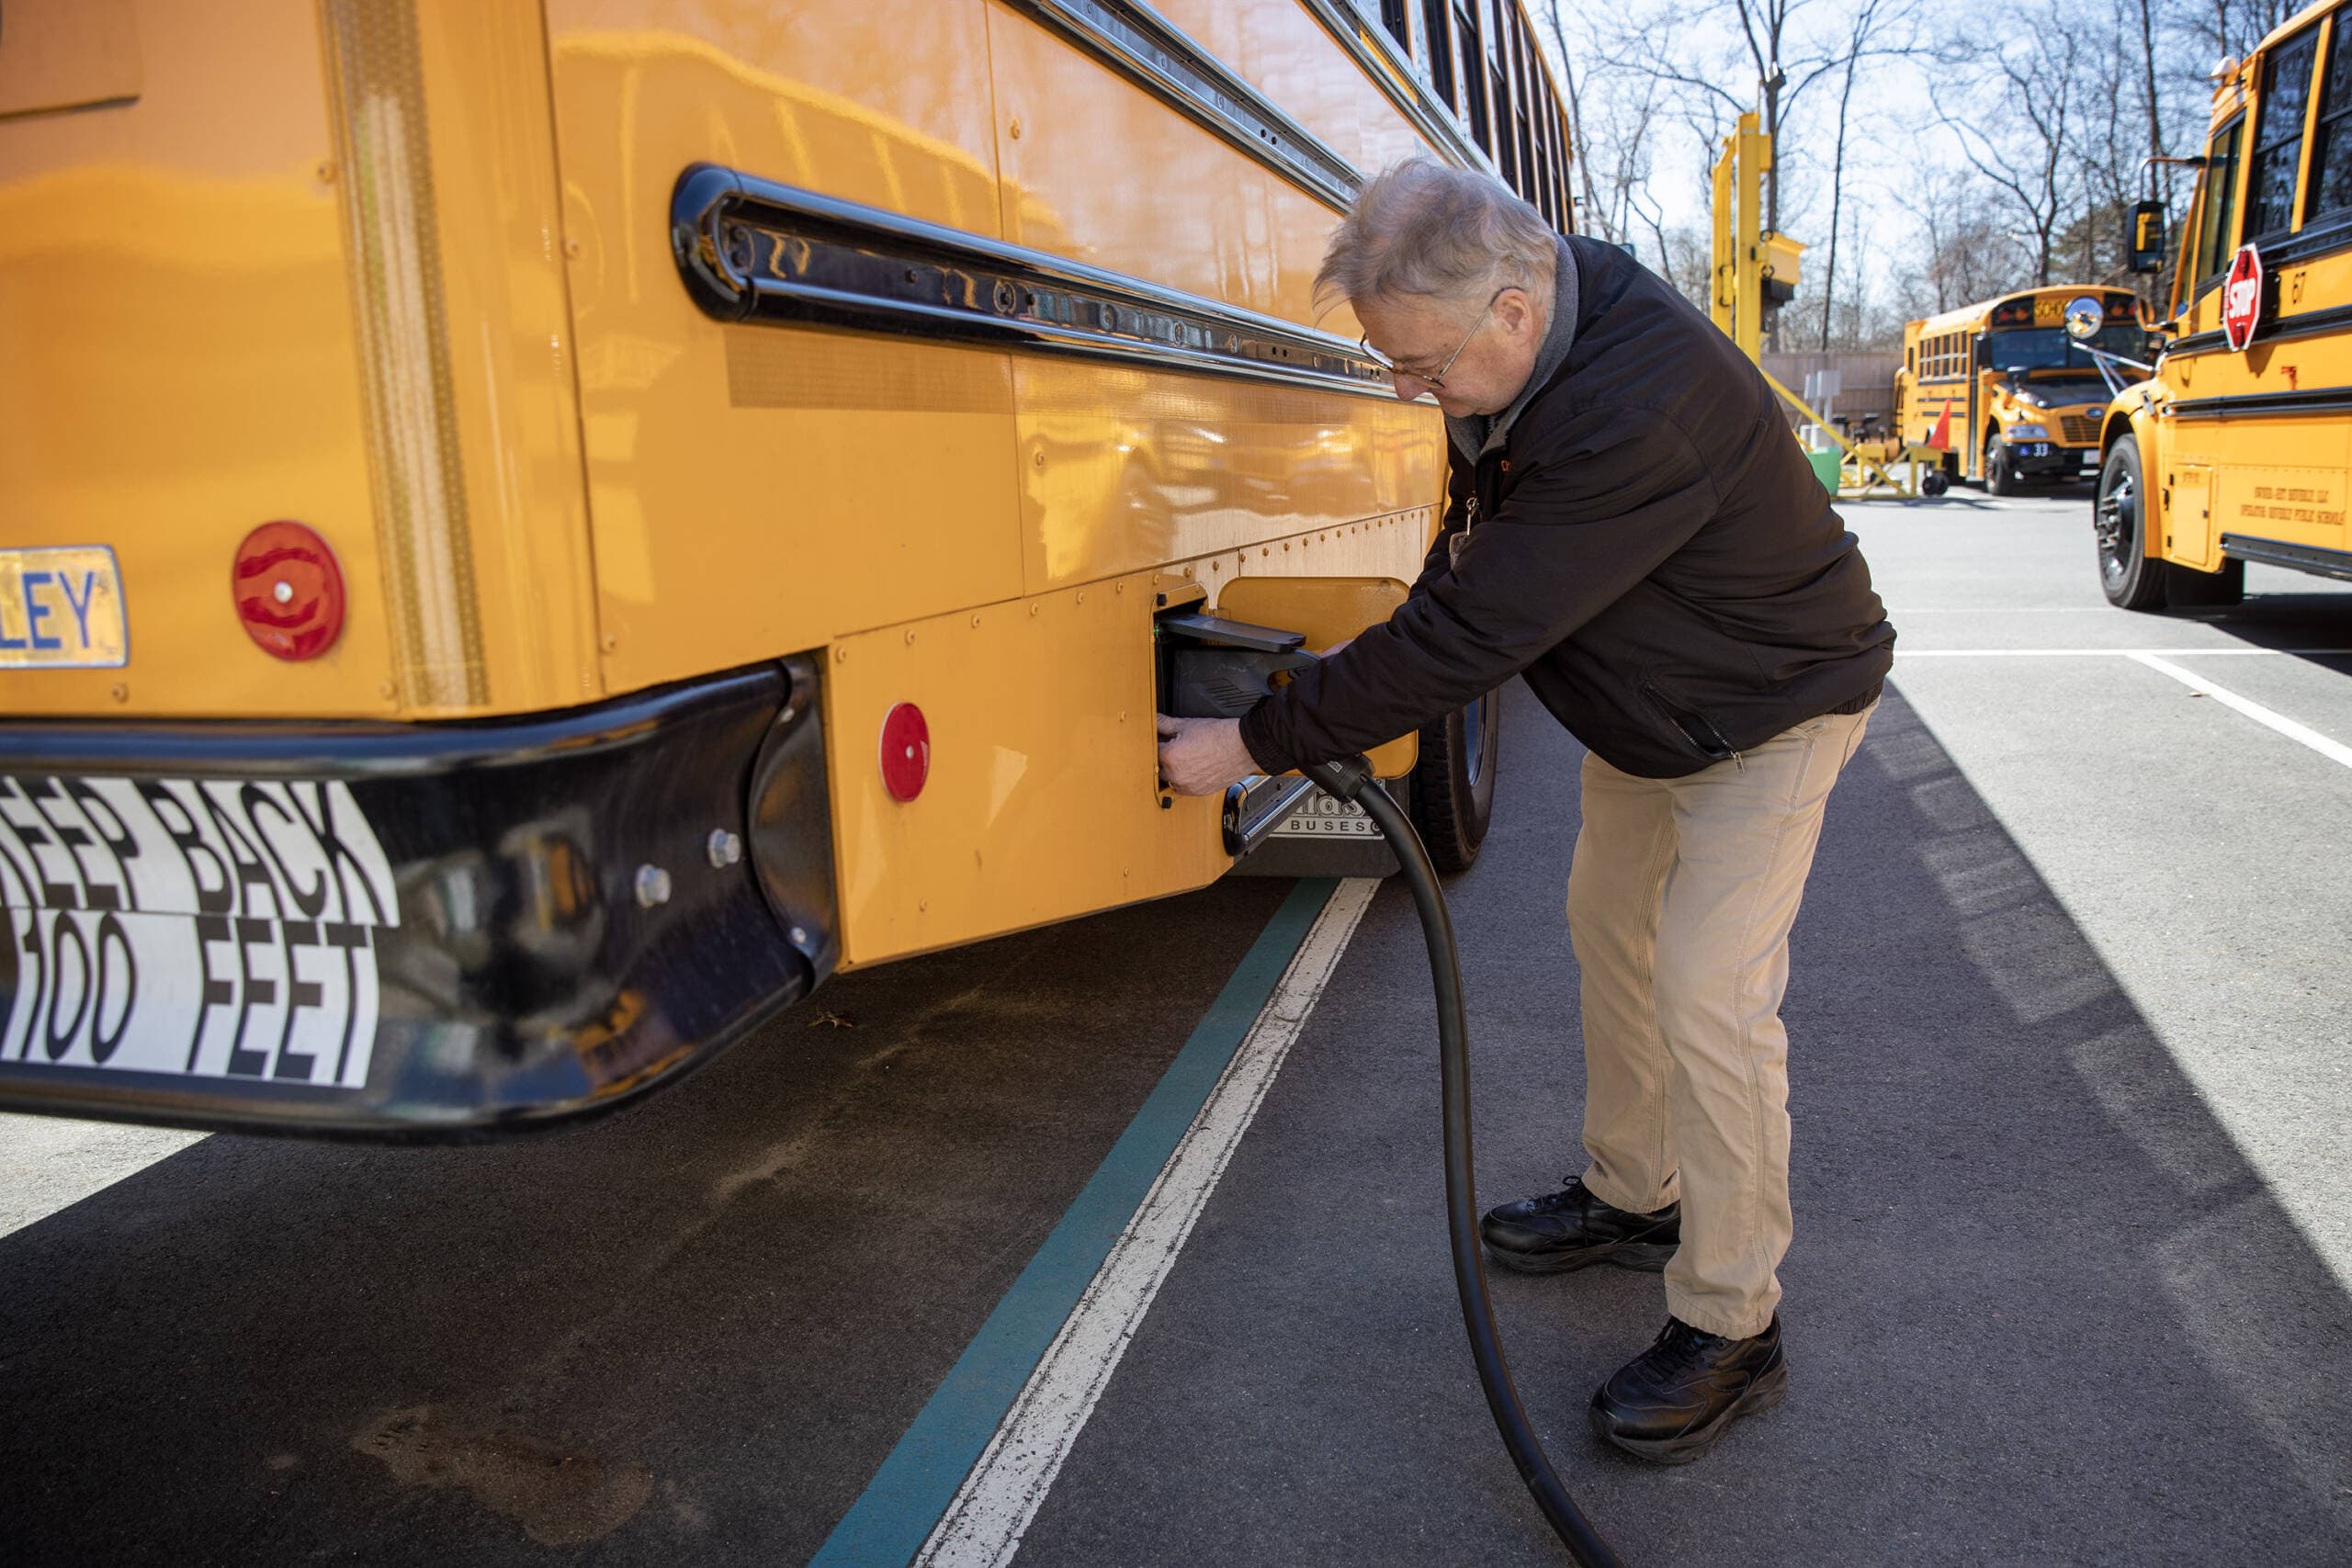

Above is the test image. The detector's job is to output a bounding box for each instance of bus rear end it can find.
[0,1,827,1135]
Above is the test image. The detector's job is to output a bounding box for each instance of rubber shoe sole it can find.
[1479,1236,1678,1275]
[1588,1357,1789,1466]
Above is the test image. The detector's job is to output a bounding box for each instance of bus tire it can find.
[2096,437,2196,611]
[1985,434,2022,497]
[1409,685,1502,873]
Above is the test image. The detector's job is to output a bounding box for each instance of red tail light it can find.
[879,702,930,802]
[232,522,346,660]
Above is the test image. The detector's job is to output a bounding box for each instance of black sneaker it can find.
[1589,1315,1788,1465]
[1478,1178,1679,1274]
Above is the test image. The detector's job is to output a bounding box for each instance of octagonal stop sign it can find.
[2222,243,2264,352]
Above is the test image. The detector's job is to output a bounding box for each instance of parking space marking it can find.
[2125,652,2352,771]
[915,876,1379,1568]
[809,876,1374,1568]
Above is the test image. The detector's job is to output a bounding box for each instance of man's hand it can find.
[1155,715,1261,795]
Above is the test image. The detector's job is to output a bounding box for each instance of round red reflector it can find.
[879,702,930,802]
[232,522,346,660]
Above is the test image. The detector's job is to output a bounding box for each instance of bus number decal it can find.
[0,776,400,1088]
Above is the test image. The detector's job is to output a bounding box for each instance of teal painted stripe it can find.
[808,877,1339,1568]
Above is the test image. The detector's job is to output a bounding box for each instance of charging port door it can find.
[1153,609,1322,856]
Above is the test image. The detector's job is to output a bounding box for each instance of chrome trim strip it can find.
[1222,773,1322,856]
[1007,0,1362,209]
[671,166,1397,397]
[1295,0,1493,175]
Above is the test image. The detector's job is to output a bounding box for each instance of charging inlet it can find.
[1154,607,1324,855]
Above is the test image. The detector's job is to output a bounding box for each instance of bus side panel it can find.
[824,573,1227,970]
[544,6,1025,694]
[1013,365,1440,596]
[987,3,1346,328]
[1154,0,1433,175]
[983,5,1443,592]
[2171,249,2352,565]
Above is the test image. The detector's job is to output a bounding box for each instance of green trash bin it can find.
[1805,447,1842,494]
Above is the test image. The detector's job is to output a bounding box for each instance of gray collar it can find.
[1446,234,1578,462]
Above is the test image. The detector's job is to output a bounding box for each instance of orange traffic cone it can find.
[1928,404,1951,451]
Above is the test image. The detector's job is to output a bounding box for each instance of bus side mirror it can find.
[2129,200,2167,275]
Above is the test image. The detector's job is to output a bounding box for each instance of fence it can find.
[1760,351,1901,438]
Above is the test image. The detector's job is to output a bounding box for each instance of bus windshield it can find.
[1984,323,2150,373]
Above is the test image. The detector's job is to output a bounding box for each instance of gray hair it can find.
[1314,158,1556,318]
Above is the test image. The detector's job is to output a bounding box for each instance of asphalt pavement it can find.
[5,483,2349,1566]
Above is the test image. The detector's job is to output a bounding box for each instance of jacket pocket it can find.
[1639,680,1739,763]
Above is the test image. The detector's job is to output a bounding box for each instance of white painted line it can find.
[0,1113,207,1240]
[915,877,1381,1568]
[2127,652,2352,771]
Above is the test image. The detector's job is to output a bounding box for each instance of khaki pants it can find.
[1567,702,1875,1339]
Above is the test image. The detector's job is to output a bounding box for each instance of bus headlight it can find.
[2007,423,2051,441]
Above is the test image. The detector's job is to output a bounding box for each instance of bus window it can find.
[1487,2,1516,186]
[1455,0,1489,152]
[1487,3,1515,186]
[2195,116,2245,283]
[1421,0,1456,110]
[1513,14,1538,197]
[2245,30,2319,240]
[1380,0,1411,48]
[2306,20,2352,221]
[1982,321,2151,373]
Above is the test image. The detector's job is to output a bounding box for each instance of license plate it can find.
[0,775,400,1088]
[1272,790,1381,838]
[0,547,129,668]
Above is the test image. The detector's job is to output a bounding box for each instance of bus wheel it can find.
[2096,439,2172,610]
[1409,684,1502,873]
[1985,435,2022,497]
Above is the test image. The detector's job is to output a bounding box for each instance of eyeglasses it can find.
[1360,288,1508,390]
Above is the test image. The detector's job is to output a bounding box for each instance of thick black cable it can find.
[1303,757,1627,1568]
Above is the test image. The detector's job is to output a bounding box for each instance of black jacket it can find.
[1239,236,1894,780]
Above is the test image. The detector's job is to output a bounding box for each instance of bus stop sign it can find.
[2223,244,2264,352]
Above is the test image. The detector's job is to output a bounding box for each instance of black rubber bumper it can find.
[0,659,837,1138]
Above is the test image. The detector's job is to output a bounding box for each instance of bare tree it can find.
[1812,0,1918,346]
[1544,2,1675,250]
[1934,15,2084,286]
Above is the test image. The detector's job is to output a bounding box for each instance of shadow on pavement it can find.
[1011,681,2352,1567]
[0,876,1297,1565]
[2174,583,2352,664]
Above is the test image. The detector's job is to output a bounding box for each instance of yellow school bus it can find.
[1895,288,2156,495]
[0,1,1574,1134]
[2096,0,2352,609]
